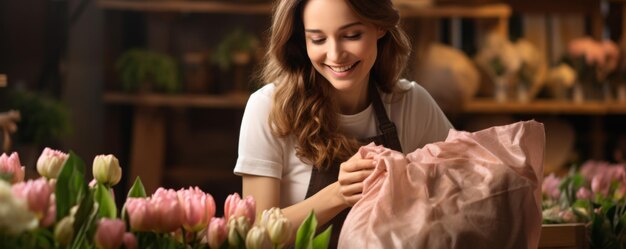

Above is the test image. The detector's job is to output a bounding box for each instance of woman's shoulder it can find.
[250,83,276,99]
[387,79,433,103]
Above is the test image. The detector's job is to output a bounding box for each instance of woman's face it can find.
[302,0,383,95]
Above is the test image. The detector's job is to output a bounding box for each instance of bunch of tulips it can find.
[0,148,329,249]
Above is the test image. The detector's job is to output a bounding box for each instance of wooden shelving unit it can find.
[103,92,249,108]
[97,0,272,14]
[463,99,626,115]
[397,3,511,18]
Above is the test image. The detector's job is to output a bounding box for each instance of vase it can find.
[494,76,508,103]
[517,83,530,103]
[573,83,584,104]
[618,84,626,103]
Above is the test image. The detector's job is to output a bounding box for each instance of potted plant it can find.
[115,49,181,93]
[211,28,259,71]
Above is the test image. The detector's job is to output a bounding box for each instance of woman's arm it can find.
[242,175,346,237]
[242,153,374,238]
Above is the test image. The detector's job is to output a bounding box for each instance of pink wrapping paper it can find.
[338,121,544,249]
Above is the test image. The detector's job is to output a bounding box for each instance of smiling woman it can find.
[234,0,453,247]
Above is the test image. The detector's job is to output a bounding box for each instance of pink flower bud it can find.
[95,218,125,249]
[122,232,137,249]
[234,196,256,225]
[177,187,216,232]
[207,218,227,249]
[41,193,57,228]
[225,193,256,224]
[592,174,611,197]
[151,188,183,233]
[125,198,154,231]
[542,173,561,200]
[224,193,242,221]
[12,177,52,218]
[36,147,68,179]
[0,152,25,183]
[576,187,592,200]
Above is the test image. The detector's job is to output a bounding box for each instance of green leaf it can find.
[128,177,147,198]
[312,225,332,249]
[70,189,97,249]
[295,211,317,249]
[95,183,117,219]
[56,151,87,221]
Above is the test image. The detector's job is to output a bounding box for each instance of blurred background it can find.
[1,0,626,208]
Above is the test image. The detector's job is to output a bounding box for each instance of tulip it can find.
[122,232,137,249]
[576,187,592,201]
[225,193,256,224]
[224,193,242,221]
[591,174,611,198]
[207,218,228,249]
[234,196,256,224]
[12,177,53,219]
[40,193,56,228]
[152,188,183,232]
[54,216,75,247]
[542,173,561,200]
[93,154,122,186]
[0,180,38,235]
[228,218,242,248]
[177,187,216,232]
[267,216,291,246]
[245,226,272,249]
[259,207,292,246]
[36,147,68,179]
[125,198,154,231]
[0,152,24,183]
[95,218,126,249]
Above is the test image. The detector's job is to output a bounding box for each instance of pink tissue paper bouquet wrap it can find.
[338,120,544,249]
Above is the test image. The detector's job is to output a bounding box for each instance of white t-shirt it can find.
[234,79,453,207]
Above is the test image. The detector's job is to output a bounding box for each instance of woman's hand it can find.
[338,152,375,207]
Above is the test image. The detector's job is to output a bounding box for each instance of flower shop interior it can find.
[2,0,626,248]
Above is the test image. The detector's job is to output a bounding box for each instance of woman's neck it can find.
[335,81,370,115]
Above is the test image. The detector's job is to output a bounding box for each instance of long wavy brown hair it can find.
[260,0,411,169]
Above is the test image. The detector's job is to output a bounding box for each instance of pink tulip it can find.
[41,193,57,228]
[234,196,256,224]
[592,173,611,197]
[542,173,561,200]
[177,187,216,232]
[576,187,592,200]
[36,147,68,179]
[224,193,242,221]
[125,198,155,231]
[0,152,25,183]
[152,188,183,233]
[122,232,137,249]
[11,177,52,218]
[207,218,228,249]
[95,218,125,249]
[224,193,256,224]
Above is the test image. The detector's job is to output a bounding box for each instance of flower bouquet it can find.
[564,37,619,101]
[0,148,331,249]
[542,160,626,248]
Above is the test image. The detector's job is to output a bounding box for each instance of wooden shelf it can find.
[97,0,272,14]
[463,99,626,115]
[103,92,249,108]
[398,3,511,18]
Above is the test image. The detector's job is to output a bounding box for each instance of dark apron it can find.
[304,82,403,248]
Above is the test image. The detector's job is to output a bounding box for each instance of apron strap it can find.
[368,80,403,152]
